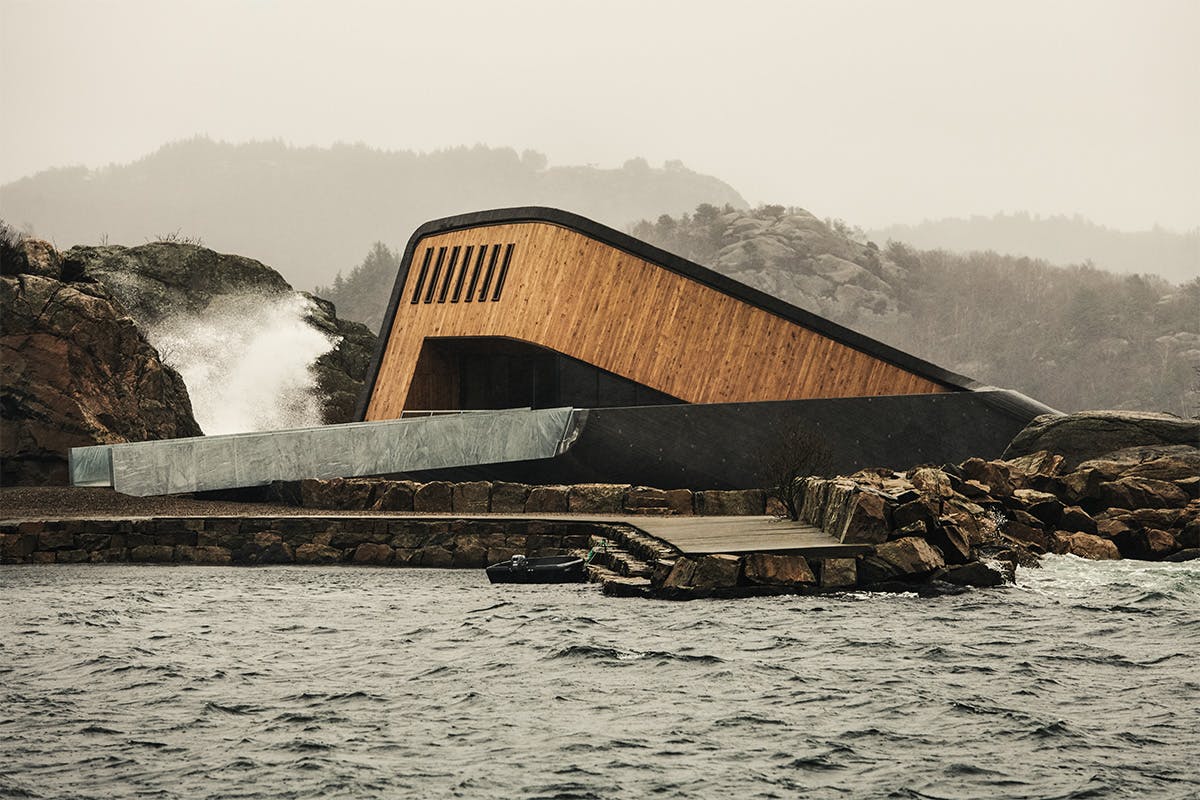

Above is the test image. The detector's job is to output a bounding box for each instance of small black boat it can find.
[486,554,586,584]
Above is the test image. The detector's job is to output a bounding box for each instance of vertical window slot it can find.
[409,247,433,304]
[438,246,460,303]
[451,245,473,302]
[478,244,501,301]
[464,245,488,303]
[491,243,515,301]
[423,247,446,304]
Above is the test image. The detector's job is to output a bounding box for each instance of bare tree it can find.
[762,423,834,521]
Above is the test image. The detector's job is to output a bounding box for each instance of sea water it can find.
[2,557,1197,799]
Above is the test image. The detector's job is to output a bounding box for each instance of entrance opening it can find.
[403,338,683,411]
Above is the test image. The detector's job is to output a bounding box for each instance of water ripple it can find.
[1,558,1198,799]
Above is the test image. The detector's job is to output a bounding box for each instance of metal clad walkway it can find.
[69,409,579,497]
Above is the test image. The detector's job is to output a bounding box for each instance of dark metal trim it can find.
[355,206,987,420]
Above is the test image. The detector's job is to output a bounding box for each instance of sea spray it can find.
[148,293,340,434]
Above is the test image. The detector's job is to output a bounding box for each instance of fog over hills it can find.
[871,214,1199,285]
[0,137,747,290]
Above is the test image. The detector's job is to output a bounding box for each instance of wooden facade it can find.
[362,209,972,421]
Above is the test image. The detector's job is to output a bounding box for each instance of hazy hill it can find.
[870,213,1199,284]
[0,138,746,290]
[632,205,1199,416]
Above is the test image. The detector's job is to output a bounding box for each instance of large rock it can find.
[818,557,857,588]
[872,537,945,577]
[453,482,491,513]
[1004,411,1200,470]
[1060,532,1120,560]
[1098,477,1189,510]
[742,553,815,586]
[698,489,766,516]
[1076,445,1200,482]
[61,242,377,424]
[568,484,627,514]
[691,554,742,589]
[1,269,202,485]
[839,492,890,544]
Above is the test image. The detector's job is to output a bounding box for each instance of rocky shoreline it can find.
[3,425,1196,601]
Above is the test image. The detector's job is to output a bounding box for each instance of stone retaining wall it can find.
[0,517,623,567]
[290,479,767,516]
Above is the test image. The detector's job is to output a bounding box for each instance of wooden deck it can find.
[625,515,870,557]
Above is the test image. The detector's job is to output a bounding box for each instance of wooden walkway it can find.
[625,515,870,557]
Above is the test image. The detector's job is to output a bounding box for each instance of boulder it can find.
[452,482,491,513]
[624,486,670,512]
[1060,532,1120,560]
[1098,477,1189,510]
[568,484,627,514]
[873,537,945,577]
[353,542,394,565]
[892,499,937,532]
[742,553,815,586]
[662,557,699,589]
[490,482,530,513]
[818,557,857,588]
[1165,549,1200,563]
[959,458,1015,496]
[698,489,766,516]
[1003,521,1056,554]
[1076,445,1200,482]
[1060,468,1107,504]
[925,521,972,564]
[1003,411,1200,470]
[300,478,377,510]
[418,545,455,568]
[691,554,742,589]
[294,543,342,564]
[1011,489,1064,526]
[414,482,454,513]
[526,485,569,513]
[1003,450,1066,480]
[940,561,1007,587]
[908,467,953,498]
[372,480,416,512]
[130,545,175,562]
[839,492,890,544]
[1180,519,1200,549]
[1114,528,1178,560]
[1096,517,1132,539]
[1058,506,1098,535]
[1,272,202,485]
[664,489,695,516]
[250,531,293,564]
[2,238,62,279]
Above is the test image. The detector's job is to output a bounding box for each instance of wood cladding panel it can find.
[365,222,948,419]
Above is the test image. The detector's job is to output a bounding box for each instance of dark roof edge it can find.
[356,206,985,420]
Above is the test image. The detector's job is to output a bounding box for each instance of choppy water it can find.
[2,558,1198,800]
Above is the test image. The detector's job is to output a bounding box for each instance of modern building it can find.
[357,207,1052,488]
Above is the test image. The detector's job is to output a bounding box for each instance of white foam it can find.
[147,293,340,435]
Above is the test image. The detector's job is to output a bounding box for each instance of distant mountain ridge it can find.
[870,213,1198,284]
[0,137,747,290]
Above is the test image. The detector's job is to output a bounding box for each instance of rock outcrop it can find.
[62,243,377,424]
[1,236,376,484]
[1003,411,1200,470]
[1,241,202,485]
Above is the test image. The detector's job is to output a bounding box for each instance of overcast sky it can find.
[1,0,1196,230]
